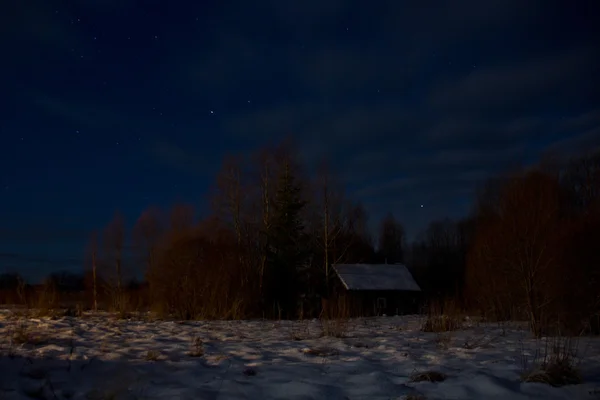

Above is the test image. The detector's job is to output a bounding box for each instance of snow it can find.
[334,264,421,291]
[0,312,599,399]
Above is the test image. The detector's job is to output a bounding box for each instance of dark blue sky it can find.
[1,0,599,281]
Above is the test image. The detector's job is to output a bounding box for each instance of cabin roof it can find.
[333,263,421,292]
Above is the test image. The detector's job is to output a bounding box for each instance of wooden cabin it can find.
[331,263,422,316]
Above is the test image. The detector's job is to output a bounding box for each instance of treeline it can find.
[1,143,598,335]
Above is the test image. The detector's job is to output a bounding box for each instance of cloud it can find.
[224,102,416,146]
[429,47,600,113]
[150,140,194,169]
[545,126,600,157]
[28,92,126,129]
[148,139,214,176]
[25,92,210,174]
[175,0,536,99]
[558,108,600,132]
[12,0,597,239]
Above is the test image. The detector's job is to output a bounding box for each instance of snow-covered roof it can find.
[333,264,421,291]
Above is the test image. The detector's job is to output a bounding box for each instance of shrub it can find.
[521,335,583,387]
[421,299,463,332]
[320,298,350,338]
[189,337,204,357]
[409,371,447,383]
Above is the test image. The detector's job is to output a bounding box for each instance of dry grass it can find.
[421,299,463,333]
[302,346,339,357]
[287,316,313,341]
[434,333,452,350]
[145,349,161,361]
[320,298,351,338]
[404,395,427,400]
[11,322,49,346]
[320,317,350,338]
[520,335,583,387]
[522,360,582,387]
[463,332,497,349]
[421,315,462,333]
[409,370,447,383]
[189,336,204,357]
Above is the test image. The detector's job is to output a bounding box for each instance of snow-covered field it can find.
[1,312,599,400]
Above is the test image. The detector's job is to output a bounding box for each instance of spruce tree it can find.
[267,159,307,316]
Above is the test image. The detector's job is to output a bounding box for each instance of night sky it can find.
[1,0,599,281]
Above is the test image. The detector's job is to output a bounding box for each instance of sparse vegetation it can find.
[302,346,340,357]
[434,333,452,350]
[409,370,448,383]
[320,317,350,338]
[320,298,351,338]
[0,146,597,345]
[421,300,463,333]
[463,333,496,350]
[145,349,160,361]
[189,336,204,357]
[520,335,583,387]
[11,322,48,346]
[288,319,312,341]
[404,395,427,400]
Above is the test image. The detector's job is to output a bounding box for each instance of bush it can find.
[320,298,350,338]
[409,371,447,383]
[421,299,463,333]
[521,335,583,387]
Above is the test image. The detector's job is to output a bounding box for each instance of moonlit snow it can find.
[0,312,599,399]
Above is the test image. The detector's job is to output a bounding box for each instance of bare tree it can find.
[213,155,246,245]
[103,211,126,313]
[467,171,563,335]
[343,202,375,263]
[255,148,276,299]
[312,162,349,296]
[562,151,600,213]
[212,155,258,290]
[132,206,164,279]
[87,231,99,312]
[377,213,405,264]
[168,203,195,232]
